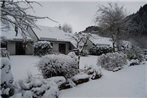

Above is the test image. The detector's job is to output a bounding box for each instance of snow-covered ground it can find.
[60,63,147,98]
[10,55,40,81]
[8,55,147,97]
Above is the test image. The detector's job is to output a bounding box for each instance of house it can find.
[83,33,113,50]
[1,24,114,55]
[30,26,75,54]
[1,25,76,55]
[0,25,34,55]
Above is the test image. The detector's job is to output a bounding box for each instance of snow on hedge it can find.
[11,75,64,98]
[97,52,127,71]
[1,58,14,97]
[37,52,79,79]
[34,41,52,56]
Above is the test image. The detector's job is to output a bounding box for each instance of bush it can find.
[89,46,113,56]
[34,41,52,56]
[0,48,10,59]
[1,58,14,98]
[81,49,89,56]
[72,73,90,85]
[97,52,127,71]
[83,65,102,80]
[37,53,79,79]
[17,75,60,98]
[126,46,144,62]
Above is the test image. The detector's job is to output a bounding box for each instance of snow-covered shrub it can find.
[0,48,10,59]
[34,41,52,56]
[17,75,61,98]
[126,46,144,62]
[81,49,89,56]
[1,58,14,98]
[72,73,90,85]
[89,46,113,56]
[97,52,127,71]
[129,59,140,66]
[83,65,102,80]
[37,53,79,79]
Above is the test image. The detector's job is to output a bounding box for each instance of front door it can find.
[15,42,25,55]
[59,43,66,54]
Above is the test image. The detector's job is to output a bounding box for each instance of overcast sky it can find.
[30,0,147,32]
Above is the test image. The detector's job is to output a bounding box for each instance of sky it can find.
[29,0,147,32]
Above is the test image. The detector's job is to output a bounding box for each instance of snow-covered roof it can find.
[33,26,72,42]
[33,26,113,47]
[90,34,113,47]
[0,24,32,41]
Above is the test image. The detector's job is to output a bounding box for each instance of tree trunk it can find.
[77,54,80,69]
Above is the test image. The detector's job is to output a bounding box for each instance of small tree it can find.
[95,3,126,52]
[62,23,72,33]
[70,32,91,67]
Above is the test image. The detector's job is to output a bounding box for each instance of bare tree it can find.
[95,3,126,52]
[0,0,57,40]
[70,32,91,68]
[62,23,72,33]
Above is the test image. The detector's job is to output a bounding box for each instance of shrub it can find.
[81,49,89,56]
[37,53,79,79]
[1,58,14,98]
[0,48,10,59]
[83,65,102,80]
[97,52,127,71]
[34,41,52,56]
[126,46,144,62]
[18,75,61,98]
[89,46,113,56]
[72,73,90,85]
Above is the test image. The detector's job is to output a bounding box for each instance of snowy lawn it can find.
[10,55,40,81]
[9,55,147,97]
[60,62,147,98]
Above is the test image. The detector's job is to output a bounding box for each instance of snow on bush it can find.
[72,73,90,85]
[97,52,127,71]
[14,75,61,98]
[89,46,113,56]
[83,65,102,80]
[81,49,89,56]
[1,58,14,98]
[37,53,79,79]
[0,48,10,58]
[34,41,52,56]
[126,46,144,62]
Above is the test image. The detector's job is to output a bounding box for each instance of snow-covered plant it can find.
[37,53,79,79]
[97,52,127,71]
[1,58,14,98]
[0,48,10,59]
[34,41,52,56]
[72,73,90,85]
[126,46,144,62]
[83,65,102,80]
[16,75,61,98]
[89,46,113,55]
[81,49,89,56]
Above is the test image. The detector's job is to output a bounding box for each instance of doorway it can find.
[59,43,66,54]
[15,42,25,55]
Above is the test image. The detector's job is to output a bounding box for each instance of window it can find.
[1,42,7,49]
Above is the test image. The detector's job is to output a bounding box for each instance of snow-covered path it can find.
[59,63,147,98]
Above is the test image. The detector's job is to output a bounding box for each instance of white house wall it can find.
[25,43,34,55]
[51,41,72,54]
[52,42,59,53]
